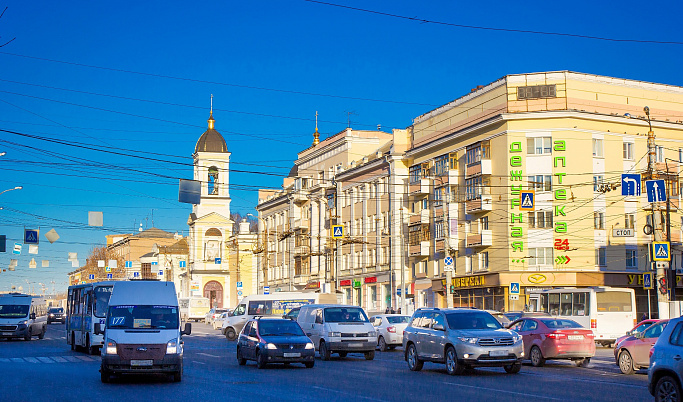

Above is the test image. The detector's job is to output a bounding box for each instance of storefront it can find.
[339,273,394,314]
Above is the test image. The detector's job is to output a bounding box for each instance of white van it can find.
[95,281,191,383]
[0,293,47,341]
[178,296,210,322]
[222,292,337,341]
[297,304,377,361]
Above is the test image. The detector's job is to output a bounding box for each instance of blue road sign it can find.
[158,270,163,276]
[237,290,243,296]
[332,225,344,239]
[646,179,667,203]
[444,256,453,266]
[520,191,535,211]
[133,272,140,278]
[24,229,39,245]
[12,243,21,255]
[643,273,654,290]
[264,286,270,295]
[236,281,243,289]
[151,261,158,265]
[652,242,671,261]
[125,261,132,268]
[510,282,520,295]
[105,266,111,273]
[215,258,222,264]
[107,273,113,279]
[89,274,95,280]
[179,261,186,268]
[621,174,641,196]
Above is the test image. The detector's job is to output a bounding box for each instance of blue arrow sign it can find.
[621,174,641,196]
[646,179,667,203]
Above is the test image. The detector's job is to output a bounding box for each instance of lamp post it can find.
[0,186,22,196]
[247,213,269,292]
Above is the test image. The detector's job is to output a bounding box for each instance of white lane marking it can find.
[197,352,221,358]
[9,358,23,363]
[36,357,55,363]
[0,358,10,363]
[347,369,374,374]
[444,381,564,401]
[63,356,80,362]
[51,357,67,363]
[310,386,388,402]
[519,371,646,388]
[75,356,95,361]
[23,357,39,363]
[193,361,207,365]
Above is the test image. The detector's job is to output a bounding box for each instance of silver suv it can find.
[649,316,683,401]
[403,308,524,375]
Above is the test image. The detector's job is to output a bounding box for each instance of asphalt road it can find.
[0,322,652,401]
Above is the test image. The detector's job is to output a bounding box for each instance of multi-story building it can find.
[405,71,683,319]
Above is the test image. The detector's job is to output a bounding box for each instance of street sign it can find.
[645,179,667,203]
[643,273,654,290]
[613,228,635,237]
[89,274,95,280]
[236,281,243,289]
[105,266,111,273]
[444,256,453,266]
[510,294,519,301]
[510,282,520,295]
[621,174,641,196]
[158,270,164,276]
[134,272,140,278]
[125,261,133,268]
[332,225,344,239]
[179,261,186,268]
[237,290,243,296]
[13,243,21,255]
[264,286,270,295]
[652,242,671,262]
[519,190,535,211]
[107,273,113,279]
[215,258,221,264]
[24,229,39,245]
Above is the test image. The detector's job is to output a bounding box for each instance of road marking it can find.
[519,371,645,388]
[310,386,388,402]
[193,361,207,365]
[75,356,95,361]
[197,352,221,358]
[36,357,55,363]
[63,356,80,362]
[347,368,374,374]
[444,381,564,401]
[23,357,39,363]
[9,358,23,363]
[51,357,67,363]
[0,358,9,363]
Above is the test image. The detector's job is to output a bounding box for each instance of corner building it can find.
[406,71,683,318]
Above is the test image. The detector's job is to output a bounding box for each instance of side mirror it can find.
[433,323,445,331]
[94,323,104,335]
[228,311,233,317]
[30,313,36,320]
[626,331,632,336]
[181,323,192,336]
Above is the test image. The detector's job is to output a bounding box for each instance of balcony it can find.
[408,209,430,225]
[465,160,492,177]
[292,218,309,231]
[466,230,493,247]
[409,178,431,196]
[465,195,493,213]
[292,189,308,204]
[409,241,430,257]
[435,239,445,253]
[294,245,310,256]
[448,169,460,186]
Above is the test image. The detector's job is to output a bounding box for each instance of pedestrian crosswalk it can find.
[0,355,99,364]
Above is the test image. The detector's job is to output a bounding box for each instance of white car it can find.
[213,312,228,330]
[205,308,228,325]
[370,314,411,351]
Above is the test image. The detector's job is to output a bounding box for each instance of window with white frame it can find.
[465,256,472,273]
[435,220,444,239]
[626,249,637,268]
[479,252,489,270]
[657,145,664,162]
[592,139,604,157]
[528,175,552,191]
[594,212,605,230]
[596,247,606,266]
[527,137,552,155]
[623,142,634,160]
[480,216,489,231]
[625,213,635,229]
[528,247,553,266]
[593,175,604,192]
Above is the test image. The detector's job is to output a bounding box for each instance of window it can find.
[593,175,604,192]
[526,137,552,155]
[592,139,604,157]
[596,247,607,266]
[434,186,443,207]
[480,216,489,231]
[528,247,553,265]
[594,212,605,230]
[435,221,444,239]
[465,256,472,273]
[529,211,553,229]
[449,153,458,171]
[479,252,489,270]
[208,166,219,195]
[596,291,632,312]
[670,322,683,346]
[408,225,422,246]
[467,146,481,165]
[626,249,637,268]
[623,142,634,160]
[625,214,635,229]
[434,154,449,176]
[409,165,421,184]
[528,175,552,191]
[656,145,664,162]
[466,177,486,200]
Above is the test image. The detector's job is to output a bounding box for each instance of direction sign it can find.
[643,273,654,290]
[158,270,164,276]
[519,191,535,211]
[107,273,113,279]
[24,229,39,245]
[332,225,344,239]
[125,261,133,268]
[621,174,641,196]
[510,282,520,295]
[215,258,222,264]
[646,179,667,203]
[652,241,671,262]
[264,286,270,295]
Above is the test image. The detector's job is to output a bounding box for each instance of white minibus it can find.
[178,296,210,322]
[67,281,115,354]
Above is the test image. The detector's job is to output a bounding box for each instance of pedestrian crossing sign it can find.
[643,273,654,290]
[652,242,671,261]
[519,191,535,211]
[509,282,520,295]
[332,225,344,239]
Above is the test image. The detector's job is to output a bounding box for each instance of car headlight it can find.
[20,320,28,325]
[49,314,54,317]
[513,334,523,342]
[105,340,117,355]
[166,338,179,354]
[305,342,314,350]
[266,343,278,350]
[368,331,377,337]
[458,337,479,344]
[329,332,341,338]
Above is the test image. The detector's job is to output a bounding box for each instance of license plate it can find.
[568,335,583,340]
[130,360,153,367]
[490,350,508,357]
[1,332,12,336]
[283,352,300,358]
[349,343,363,348]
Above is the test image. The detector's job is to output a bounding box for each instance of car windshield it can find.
[258,320,305,336]
[107,305,179,329]
[324,307,369,323]
[541,319,582,329]
[387,316,410,324]
[49,308,63,313]
[0,304,29,318]
[446,312,502,330]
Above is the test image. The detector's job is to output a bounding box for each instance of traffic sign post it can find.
[332,225,344,239]
[24,229,39,245]
[519,191,535,211]
[264,286,270,295]
[646,179,667,203]
[652,241,671,262]
[643,273,654,290]
[621,174,641,196]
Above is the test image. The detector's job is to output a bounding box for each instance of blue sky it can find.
[0,0,681,293]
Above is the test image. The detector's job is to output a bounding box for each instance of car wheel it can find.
[305,361,315,368]
[575,357,590,368]
[225,328,237,341]
[378,336,388,352]
[38,327,45,340]
[100,367,111,383]
[236,347,247,366]
[24,329,31,341]
[319,341,331,361]
[70,333,75,350]
[618,350,635,375]
[172,366,182,382]
[86,335,93,355]
[655,375,681,402]
[365,351,375,360]
[406,343,423,372]
[256,350,267,369]
[504,362,522,374]
[445,346,464,376]
[338,352,348,358]
[530,346,545,367]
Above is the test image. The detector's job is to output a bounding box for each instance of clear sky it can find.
[0,0,681,293]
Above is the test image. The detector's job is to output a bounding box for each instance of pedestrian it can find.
[385,307,390,314]
[390,307,396,314]
[397,307,401,314]
[641,312,648,322]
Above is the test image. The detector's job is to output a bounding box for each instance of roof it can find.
[195,128,228,153]
[131,227,176,239]
[109,281,178,306]
[158,238,189,255]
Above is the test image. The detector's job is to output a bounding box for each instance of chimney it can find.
[239,218,250,234]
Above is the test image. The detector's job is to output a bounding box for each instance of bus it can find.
[527,287,637,347]
[66,281,115,354]
[178,296,210,322]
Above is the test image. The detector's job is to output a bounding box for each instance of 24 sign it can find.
[554,239,569,251]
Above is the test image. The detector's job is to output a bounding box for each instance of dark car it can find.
[649,316,683,400]
[236,317,315,369]
[47,307,65,324]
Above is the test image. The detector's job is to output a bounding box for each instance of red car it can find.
[615,319,658,347]
[614,319,669,375]
[509,317,595,367]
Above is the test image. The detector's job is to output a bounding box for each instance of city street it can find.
[0,323,651,401]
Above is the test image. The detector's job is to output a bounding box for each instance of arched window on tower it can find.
[208,166,219,195]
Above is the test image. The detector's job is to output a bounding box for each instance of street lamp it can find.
[0,186,22,196]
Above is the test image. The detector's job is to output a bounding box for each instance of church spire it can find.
[312,110,320,146]
[208,94,215,130]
